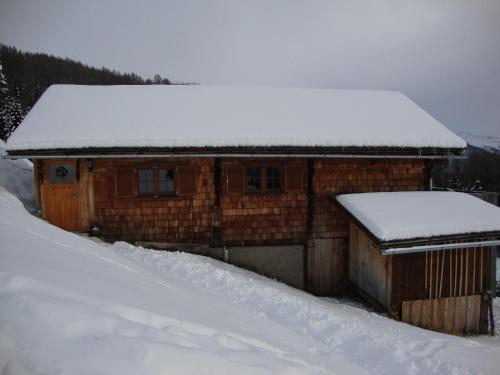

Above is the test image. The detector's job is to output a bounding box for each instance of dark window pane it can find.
[159,169,174,193]
[267,166,281,191]
[138,169,154,194]
[247,167,261,192]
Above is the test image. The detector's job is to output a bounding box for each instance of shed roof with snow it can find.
[6,84,466,155]
[336,191,500,252]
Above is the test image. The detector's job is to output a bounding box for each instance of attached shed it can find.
[336,191,500,335]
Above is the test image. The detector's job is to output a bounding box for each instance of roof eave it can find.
[5,145,466,159]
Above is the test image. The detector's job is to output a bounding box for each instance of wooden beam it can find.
[465,248,469,296]
[439,250,445,299]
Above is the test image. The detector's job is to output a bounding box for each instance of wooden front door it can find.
[43,160,79,231]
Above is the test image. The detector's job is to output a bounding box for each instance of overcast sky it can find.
[1,0,499,137]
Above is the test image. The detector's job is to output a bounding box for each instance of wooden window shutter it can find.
[176,165,196,195]
[226,164,245,193]
[284,164,304,192]
[115,166,136,198]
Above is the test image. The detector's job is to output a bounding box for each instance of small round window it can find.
[55,166,69,179]
[49,164,75,184]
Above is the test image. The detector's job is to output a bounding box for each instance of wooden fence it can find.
[402,295,481,335]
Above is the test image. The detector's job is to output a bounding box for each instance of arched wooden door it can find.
[42,160,79,231]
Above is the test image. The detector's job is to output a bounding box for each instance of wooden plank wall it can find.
[348,222,392,309]
[402,295,481,335]
[307,238,345,295]
[41,160,81,231]
[394,247,492,334]
[33,160,42,212]
[77,159,94,232]
[393,247,491,305]
[424,248,490,300]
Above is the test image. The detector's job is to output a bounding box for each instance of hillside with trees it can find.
[0,44,171,140]
[432,147,500,195]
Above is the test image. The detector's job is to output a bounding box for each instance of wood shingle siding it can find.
[284,163,304,193]
[310,159,425,240]
[93,158,215,243]
[225,164,245,194]
[175,165,197,196]
[114,166,136,198]
[220,159,308,246]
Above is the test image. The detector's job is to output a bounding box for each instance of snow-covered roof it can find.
[336,191,500,242]
[6,84,466,152]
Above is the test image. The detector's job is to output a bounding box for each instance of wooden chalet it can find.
[7,84,499,334]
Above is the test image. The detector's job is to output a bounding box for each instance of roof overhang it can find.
[5,145,466,160]
[380,239,500,255]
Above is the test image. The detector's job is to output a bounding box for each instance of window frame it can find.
[136,164,176,198]
[47,162,77,185]
[245,163,284,194]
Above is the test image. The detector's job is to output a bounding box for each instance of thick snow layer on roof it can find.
[337,191,500,242]
[6,84,466,151]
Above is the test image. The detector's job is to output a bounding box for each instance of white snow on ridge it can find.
[6,84,466,151]
[337,191,500,242]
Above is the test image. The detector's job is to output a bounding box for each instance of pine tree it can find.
[0,61,24,140]
[0,61,7,94]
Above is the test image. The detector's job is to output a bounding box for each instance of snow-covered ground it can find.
[1,153,500,374]
[0,140,35,212]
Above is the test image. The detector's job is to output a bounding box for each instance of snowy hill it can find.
[0,140,35,212]
[459,132,500,154]
[1,153,500,374]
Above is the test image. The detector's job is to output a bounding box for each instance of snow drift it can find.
[0,140,35,212]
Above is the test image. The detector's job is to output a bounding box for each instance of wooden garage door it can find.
[43,161,79,231]
[307,238,345,295]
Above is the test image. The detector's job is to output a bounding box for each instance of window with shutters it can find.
[266,166,281,192]
[246,166,262,192]
[115,163,196,199]
[245,165,282,193]
[137,167,175,197]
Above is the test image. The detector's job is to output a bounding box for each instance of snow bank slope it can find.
[0,140,35,212]
[1,189,499,374]
[0,188,362,375]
